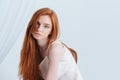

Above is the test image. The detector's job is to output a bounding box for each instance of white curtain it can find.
[0,0,35,63]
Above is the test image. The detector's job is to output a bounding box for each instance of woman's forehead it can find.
[37,15,52,25]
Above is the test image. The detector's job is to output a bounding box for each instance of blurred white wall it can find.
[0,0,120,80]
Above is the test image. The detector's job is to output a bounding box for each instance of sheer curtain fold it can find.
[0,0,34,64]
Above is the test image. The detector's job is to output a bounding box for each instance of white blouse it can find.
[39,41,83,80]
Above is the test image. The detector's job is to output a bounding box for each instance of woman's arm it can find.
[45,43,65,80]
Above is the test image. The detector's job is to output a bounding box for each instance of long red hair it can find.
[18,7,77,80]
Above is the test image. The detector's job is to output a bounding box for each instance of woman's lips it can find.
[34,33,41,36]
[35,32,41,35]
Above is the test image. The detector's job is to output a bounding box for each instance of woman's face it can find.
[32,15,52,41]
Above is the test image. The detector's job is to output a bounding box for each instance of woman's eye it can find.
[44,26,49,28]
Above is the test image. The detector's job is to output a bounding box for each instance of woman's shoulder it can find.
[49,40,64,52]
[51,40,62,44]
[47,40,65,59]
[49,40,63,47]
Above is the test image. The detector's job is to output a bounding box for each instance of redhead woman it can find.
[19,7,83,80]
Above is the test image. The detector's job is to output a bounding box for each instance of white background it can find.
[0,0,120,80]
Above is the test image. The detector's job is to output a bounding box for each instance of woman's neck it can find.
[37,38,48,47]
[37,39,49,58]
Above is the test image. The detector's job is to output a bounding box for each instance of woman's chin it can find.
[36,38,42,40]
[33,36,42,40]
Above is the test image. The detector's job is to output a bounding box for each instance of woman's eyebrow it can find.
[37,21,51,25]
[44,23,51,25]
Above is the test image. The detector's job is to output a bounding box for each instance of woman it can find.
[19,7,83,80]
